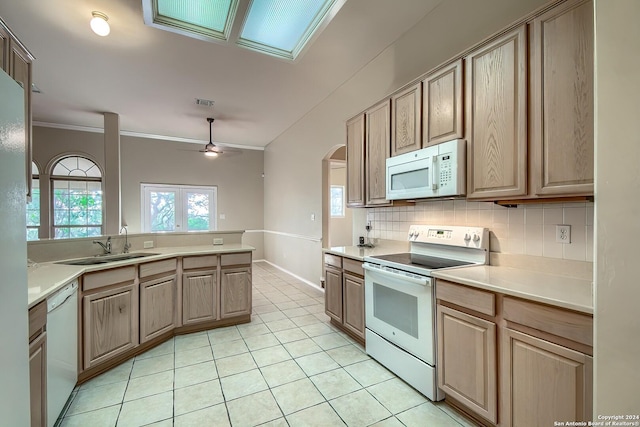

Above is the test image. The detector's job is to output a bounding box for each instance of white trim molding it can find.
[249,229,322,243]
[254,260,323,291]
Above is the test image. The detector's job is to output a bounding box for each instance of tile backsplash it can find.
[362,200,594,262]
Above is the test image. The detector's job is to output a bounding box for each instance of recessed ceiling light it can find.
[90,11,111,37]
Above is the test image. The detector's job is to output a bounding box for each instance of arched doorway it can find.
[321,145,353,249]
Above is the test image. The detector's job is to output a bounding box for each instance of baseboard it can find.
[258,260,323,292]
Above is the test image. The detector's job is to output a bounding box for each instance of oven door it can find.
[363,263,435,365]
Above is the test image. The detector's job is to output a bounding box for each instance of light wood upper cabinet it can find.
[366,100,391,206]
[423,60,463,147]
[83,283,138,369]
[466,26,528,200]
[0,25,8,71]
[342,272,365,339]
[140,275,176,343]
[220,266,252,319]
[531,0,594,196]
[391,84,421,156]
[501,328,593,426]
[346,114,366,207]
[324,265,343,323]
[182,270,217,325]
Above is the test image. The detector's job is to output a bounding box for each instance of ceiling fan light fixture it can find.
[91,11,111,36]
[201,117,223,158]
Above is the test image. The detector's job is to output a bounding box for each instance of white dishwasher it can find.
[47,280,78,427]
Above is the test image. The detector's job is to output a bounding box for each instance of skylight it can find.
[142,0,346,61]
[143,0,238,42]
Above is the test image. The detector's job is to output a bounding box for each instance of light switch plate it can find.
[213,238,224,245]
[143,241,154,248]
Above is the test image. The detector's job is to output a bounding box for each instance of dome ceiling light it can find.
[90,11,111,36]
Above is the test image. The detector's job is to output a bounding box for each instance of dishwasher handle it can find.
[47,280,78,313]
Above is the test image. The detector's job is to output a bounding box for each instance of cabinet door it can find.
[9,40,33,200]
[324,265,343,323]
[343,272,365,339]
[437,305,497,423]
[182,270,217,325]
[29,332,46,427]
[501,328,593,427]
[531,0,594,196]
[346,114,365,207]
[0,25,8,71]
[391,84,421,156]
[366,100,391,206]
[220,267,252,319]
[466,26,527,199]
[83,283,138,369]
[140,275,176,343]
[423,60,463,146]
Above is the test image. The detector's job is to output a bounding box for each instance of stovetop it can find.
[369,252,473,270]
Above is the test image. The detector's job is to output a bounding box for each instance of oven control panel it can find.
[408,225,489,250]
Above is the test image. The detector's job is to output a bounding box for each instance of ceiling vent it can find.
[195,98,215,107]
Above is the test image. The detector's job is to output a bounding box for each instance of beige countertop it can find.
[28,244,255,309]
[323,240,409,261]
[432,265,593,314]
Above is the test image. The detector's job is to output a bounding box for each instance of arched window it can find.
[51,156,103,239]
[26,162,40,241]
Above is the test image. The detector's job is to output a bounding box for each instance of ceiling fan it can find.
[200,117,223,157]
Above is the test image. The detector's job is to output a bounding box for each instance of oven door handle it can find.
[363,263,431,287]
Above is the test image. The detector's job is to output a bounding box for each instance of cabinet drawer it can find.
[436,280,495,316]
[503,297,593,347]
[28,300,47,341]
[221,252,252,267]
[343,258,363,276]
[83,266,136,292]
[139,258,176,278]
[324,254,342,268]
[183,255,218,270]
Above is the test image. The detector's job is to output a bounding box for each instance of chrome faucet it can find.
[120,226,131,253]
[93,236,112,255]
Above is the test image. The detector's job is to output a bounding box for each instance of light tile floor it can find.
[58,261,475,427]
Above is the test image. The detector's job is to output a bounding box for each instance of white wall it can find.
[263,0,549,284]
[593,0,640,415]
[329,164,353,247]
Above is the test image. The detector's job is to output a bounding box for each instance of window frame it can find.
[330,184,345,218]
[49,156,104,239]
[141,183,218,233]
[26,161,40,241]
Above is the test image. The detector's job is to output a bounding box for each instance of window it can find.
[26,162,40,241]
[51,156,103,239]
[142,184,217,233]
[330,185,345,217]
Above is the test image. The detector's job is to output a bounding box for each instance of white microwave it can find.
[386,139,466,200]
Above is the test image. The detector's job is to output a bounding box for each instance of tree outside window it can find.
[51,156,103,239]
[142,184,217,233]
[330,185,345,217]
[26,162,40,241]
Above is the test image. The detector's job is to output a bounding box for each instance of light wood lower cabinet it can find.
[182,270,217,325]
[324,254,365,342]
[437,305,497,424]
[28,301,47,427]
[501,328,593,427]
[436,279,593,426]
[324,265,343,323]
[83,283,139,370]
[140,275,176,343]
[220,267,252,318]
[342,272,364,338]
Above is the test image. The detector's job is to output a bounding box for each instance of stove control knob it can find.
[464,233,471,242]
[473,234,480,242]
[414,231,420,238]
[409,231,415,238]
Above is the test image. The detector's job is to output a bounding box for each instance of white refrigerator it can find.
[0,69,31,425]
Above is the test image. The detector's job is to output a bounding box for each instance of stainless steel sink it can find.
[56,252,160,266]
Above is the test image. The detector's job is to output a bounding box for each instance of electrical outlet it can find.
[143,241,154,248]
[213,238,224,245]
[556,225,571,244]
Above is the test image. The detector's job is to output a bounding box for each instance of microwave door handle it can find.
[431,156,437,190]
